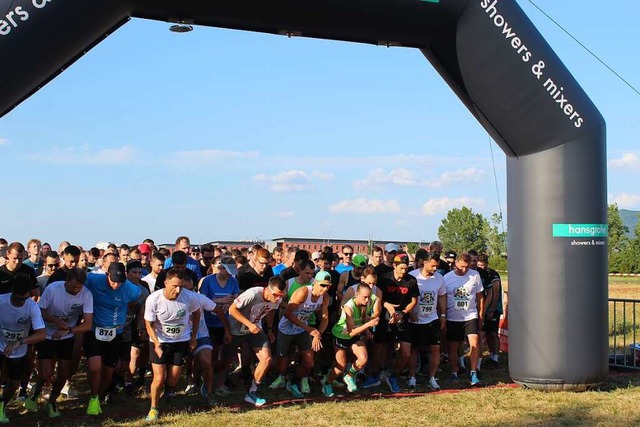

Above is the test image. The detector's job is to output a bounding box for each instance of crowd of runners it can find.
[0,236,504,422]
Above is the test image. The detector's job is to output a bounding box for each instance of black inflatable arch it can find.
[0,0,607,390]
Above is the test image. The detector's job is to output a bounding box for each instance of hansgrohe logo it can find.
[552,224,608,238]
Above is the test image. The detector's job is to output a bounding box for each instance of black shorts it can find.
[149,341,189,366]
[373,320,411,344]
[482,311,501,334]
[276,331,312,357]
[0,355,26,381]
[84,331,123,368]
[207,327,225,346]
[334,336,361,350]
[446,320,479,342]
[410,319,441,348]
[36,338,75,361]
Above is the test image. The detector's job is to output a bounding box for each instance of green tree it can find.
[437,206,489,253]
[608,203,629,257]
[485,213,508,257]
[405,242,421,255]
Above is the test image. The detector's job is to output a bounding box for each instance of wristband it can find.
[440,314,446,318]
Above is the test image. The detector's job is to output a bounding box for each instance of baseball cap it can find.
[220,256,238,276]
[314,271,332,285]
[393,253,410,265]
[445,251,457,260]
[385,243,399,253]
[126,260,143,272]
[311,251,321,261]
[138,243,151,255]
[352,254,367,268]
[108,262,126,283]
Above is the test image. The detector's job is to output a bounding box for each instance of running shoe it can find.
[200,383,208,398]
[300,377,310,394]
[361,376,381,389]
[61,381,79,398]
[286,381,304,399]
[0,402,8,424]
[470,371,480,386]
[269,375,286,390]
[184,383,197,395]
[343,374,358,393]
[145,408,159,422]
[23,395,38,412]
[408,376,417,389]
[321,381,334,398]
[86,396,102,416]
[244,392,266,406]
[386,376,400,393]
[450,372,458,381]
[215,385,231,397]
[428,377,441,390]
[46,402,61,418]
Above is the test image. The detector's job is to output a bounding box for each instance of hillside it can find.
[621,209,639,236]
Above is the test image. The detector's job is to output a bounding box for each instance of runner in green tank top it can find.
[321,284,379,396]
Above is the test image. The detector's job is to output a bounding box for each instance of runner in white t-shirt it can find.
[221,276,286,407]
[144,269,201,422]
[181,275,231,407]
[443,252,484,386]
[24,268,94,418]
[0,275,46,424]
[408,257,446,390]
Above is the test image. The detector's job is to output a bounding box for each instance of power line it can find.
[526,0,640,97]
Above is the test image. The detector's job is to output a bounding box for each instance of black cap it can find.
[126,260,143,272]
[108,262,126,283]
[445,251,457,260]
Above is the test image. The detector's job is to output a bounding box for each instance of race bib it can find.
[95,327,117,342]
[3,329,25,342]
[455,299,470,311]
[163,324,184,338]
[420,304,434,316]
[297,312,312,323]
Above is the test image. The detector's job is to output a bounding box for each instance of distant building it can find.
[265,237,429,255]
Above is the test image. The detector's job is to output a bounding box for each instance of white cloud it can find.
[272,211,295,218]
[329,198,401,214]
[354,167,484,190]
[433,167,485,187]
[421,197,486,216]
[253,170,333,193]
[609,193,640,209]
[609,153,640,171]
[171,149,260,163]
[0,137,7,146]
[27,145,136,165]
[354,168,419,189]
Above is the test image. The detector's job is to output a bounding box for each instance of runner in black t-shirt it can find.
[279,250,309,282]
[47,245,82,286]
[373,253,418,393]
[0,242,37,295]
[237,248,274,291]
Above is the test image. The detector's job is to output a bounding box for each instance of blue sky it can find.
[1,0,639,248]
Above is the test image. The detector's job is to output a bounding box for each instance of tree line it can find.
[423,204,639,273]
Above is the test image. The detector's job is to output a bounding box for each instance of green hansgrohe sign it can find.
[552,223,608,238]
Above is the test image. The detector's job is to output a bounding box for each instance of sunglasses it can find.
[47,263,58,268]
[268,286,285,298]
[319,283,331,288]
[343,252,353,256]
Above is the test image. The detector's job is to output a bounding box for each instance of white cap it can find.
[311,251,321,261]
[384,243,399,253]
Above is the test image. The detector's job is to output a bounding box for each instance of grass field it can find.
[5,277,640,426]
